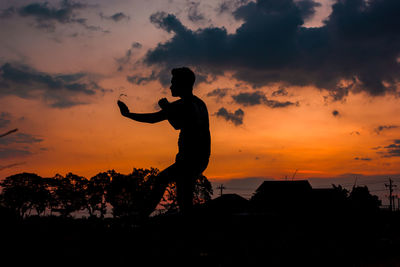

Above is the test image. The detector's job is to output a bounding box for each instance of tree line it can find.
[0,168,213,219]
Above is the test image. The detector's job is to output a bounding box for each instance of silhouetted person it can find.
[117,67,210,216]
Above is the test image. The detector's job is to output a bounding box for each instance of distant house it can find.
[250,180,313,213]
[205,194,249,214]
[250,180,350,213]
[310,188,347,211]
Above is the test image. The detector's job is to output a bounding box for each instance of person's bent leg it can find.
[176,172,196,215]
[144,163,177,217]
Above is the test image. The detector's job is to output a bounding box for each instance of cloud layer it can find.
[0,112,11,128]
[0,63,105,108]
[382,140,400,157]
[374,125,398,134]
[232,91,297,108]
[1,0,105,32]
[215,107,244,126]
[144,0,400,100]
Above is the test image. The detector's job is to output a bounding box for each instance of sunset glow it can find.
[1,0,399,191]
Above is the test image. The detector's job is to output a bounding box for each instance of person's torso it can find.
[176,96,211,161]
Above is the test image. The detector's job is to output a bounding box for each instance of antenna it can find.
[353,176,358,189]
[291,169,298,181]
[216,184,226,197]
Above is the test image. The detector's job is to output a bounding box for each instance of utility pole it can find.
[216,184,226,197]
[385,178,397,212]
[292,169,298,181]
[398,196,400,211]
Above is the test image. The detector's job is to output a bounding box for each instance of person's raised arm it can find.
[117,100,166,124]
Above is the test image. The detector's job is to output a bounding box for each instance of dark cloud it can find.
[0,133,43,145]
[215,107,244,126]
[0,112,12,128]
[0,7,16,19]
[216,0,250,14]
[232,91,266,106]
[127,71,157,85]
[1,0,106,32]
[374,125,398,134]
[0,148,32,158]
[296,0,321,20]
[232,91,297,108]
[0,162,26,171]
[0,63,105,108]
[332,110,339,117]
[354,157,372,161]
[116,42,142,71]
[131,42,142,49]
[100,12,130,22]
[206,88,230,99]
[271,87,288,96]
[144,0,400,100]
[187,1,206,23]
[350,131,360,135]
[380,139,400,158]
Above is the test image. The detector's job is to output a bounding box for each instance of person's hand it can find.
[158,98,169,110]
[117,100,130,116]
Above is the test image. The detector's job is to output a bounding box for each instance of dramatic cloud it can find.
[374,125,398,134]
[0,112,11,128]
[206,88,230,100]
[215,107,244,126]
[1,0,105,32]
[100,12,130,22]
[144,0,400,100]
[232,91,297,108]
[0,63,105,108]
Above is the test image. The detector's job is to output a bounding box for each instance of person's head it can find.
[170,67,195,97]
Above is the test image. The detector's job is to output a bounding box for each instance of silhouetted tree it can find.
[160,182,179,213]
[53,173,88,217]
[160,174,213,213]
[193,174,213,204]
[42,177,59,216]
[349,186,381,212]
[332,184,349,199]
[106,168,158,219]
[0,172,49,217]
[86,172,111,218]
[30,176,52,216]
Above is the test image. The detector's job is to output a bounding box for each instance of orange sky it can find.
[0,0,399,187]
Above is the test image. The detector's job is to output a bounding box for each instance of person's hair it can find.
[171,67,196,89]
